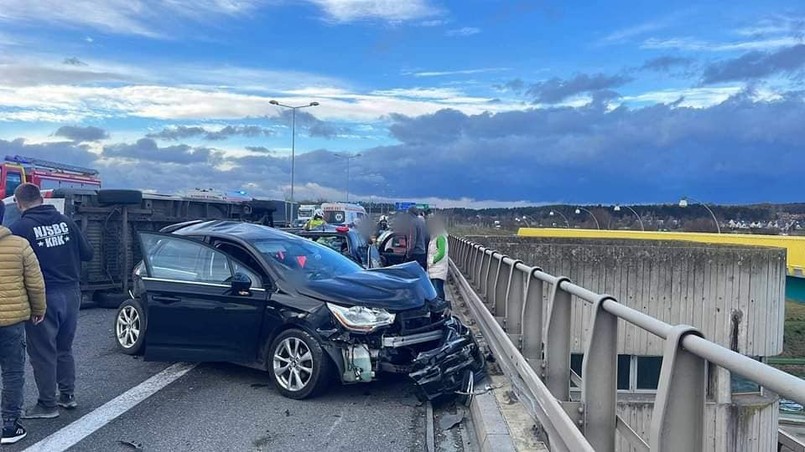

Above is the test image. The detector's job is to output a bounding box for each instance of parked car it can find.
[292,225,381,269]
[118,220,483,400]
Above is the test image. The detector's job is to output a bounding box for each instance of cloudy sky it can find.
[1,1,804,207]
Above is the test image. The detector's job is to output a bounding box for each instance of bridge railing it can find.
[449,235,805,452]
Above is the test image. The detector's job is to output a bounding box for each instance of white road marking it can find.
[23,362,197,452]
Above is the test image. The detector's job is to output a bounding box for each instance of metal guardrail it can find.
[449,235,805,452]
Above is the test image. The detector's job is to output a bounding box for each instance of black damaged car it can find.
[117,220,484,400]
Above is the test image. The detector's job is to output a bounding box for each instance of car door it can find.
[379,232,408,266]
[138,232,268,363]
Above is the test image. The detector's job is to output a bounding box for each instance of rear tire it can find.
[97,189,142,205]
[268,329,332,399]
[115,299,146,355]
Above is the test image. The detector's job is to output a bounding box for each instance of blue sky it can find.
[1,1,804,207]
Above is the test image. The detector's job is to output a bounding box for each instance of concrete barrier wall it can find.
[467,236,786,356]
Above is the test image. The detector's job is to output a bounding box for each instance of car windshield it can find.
[249,237,361,282]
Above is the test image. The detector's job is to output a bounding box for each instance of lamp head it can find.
[269,100,279,105]
[549,211,555,216]
[614,205,621,212]
[575,208,581,215]
[679,198,689,208]
[310,102,319,106]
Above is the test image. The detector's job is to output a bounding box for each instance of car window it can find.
[213,241,264,286]
[142,234,232,284]
[312,235,348,254]
[249,237,361,281]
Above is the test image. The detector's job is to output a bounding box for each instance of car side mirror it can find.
[231,272,252,295]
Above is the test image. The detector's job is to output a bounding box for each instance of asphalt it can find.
[4,308,439,452]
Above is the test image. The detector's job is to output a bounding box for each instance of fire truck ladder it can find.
[4,155,100,176]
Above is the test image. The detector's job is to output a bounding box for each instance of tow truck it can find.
[0,155,102,198]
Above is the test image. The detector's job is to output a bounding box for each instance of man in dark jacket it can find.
[404,206,428,270]
[10,184,93,419]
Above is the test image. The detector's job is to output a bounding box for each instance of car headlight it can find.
[326,303,396,333]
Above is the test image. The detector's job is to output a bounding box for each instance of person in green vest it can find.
[427,215,449,301]
[303,209,326,231]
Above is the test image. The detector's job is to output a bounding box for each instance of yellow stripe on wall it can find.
[517,228,805,276]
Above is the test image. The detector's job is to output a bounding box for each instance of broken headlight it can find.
[326,303,396,333]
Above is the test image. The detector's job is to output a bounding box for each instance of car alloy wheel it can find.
[114,299,146,355]
[116,305,141,349]
[273,337,314,392]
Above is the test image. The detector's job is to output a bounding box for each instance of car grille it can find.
[396,300,448,335]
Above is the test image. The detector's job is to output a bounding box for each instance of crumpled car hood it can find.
[298,261,436,312]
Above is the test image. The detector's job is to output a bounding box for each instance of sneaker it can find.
[1,419,27,445]
[21,403,59,419]
[58,393,78,410]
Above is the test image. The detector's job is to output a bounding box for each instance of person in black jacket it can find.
[10,184,93,419]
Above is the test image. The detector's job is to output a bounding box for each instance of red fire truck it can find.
[0,155,102,199]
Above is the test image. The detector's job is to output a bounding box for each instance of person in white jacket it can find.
[427,216,449,300]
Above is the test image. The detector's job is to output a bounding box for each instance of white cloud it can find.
[445,27,480,37]
[642,36,803,52]
[0,0,264,38]
[307,0,438,23]
[0,83,525,124]
[620,86,744,108]
[409,67,509,77]
[602,20,667,44]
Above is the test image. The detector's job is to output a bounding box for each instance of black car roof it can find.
[173,220,298,241]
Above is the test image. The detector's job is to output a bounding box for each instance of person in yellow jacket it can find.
[303,209,326,231]
[0,225,46,445]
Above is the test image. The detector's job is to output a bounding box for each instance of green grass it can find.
[777,301,805,377]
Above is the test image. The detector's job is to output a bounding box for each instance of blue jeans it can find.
[26,285,81,408]
[431,278,446,301]
[0,322,25,421]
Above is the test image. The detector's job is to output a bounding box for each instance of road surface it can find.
[5,308,469,452]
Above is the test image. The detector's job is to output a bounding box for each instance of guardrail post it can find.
[492,257,509,316]
[484,251,500,302]
[469,245,480,283]
[521,268,544,371]
[459,239,468,272]
[503,261,524,333]
[545,277,572,401]
[649,325,706,451]
[582,296,618,452]
[478,250,491,293]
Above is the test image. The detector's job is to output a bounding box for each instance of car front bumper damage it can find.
[407,316,486,400]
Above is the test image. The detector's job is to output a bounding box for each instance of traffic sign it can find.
[395,202,416,211]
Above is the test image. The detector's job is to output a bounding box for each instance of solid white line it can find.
[23,362,197,452]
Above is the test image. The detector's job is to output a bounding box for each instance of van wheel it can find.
[115,299,146,355]
[268,329,332,399]
[97,189,142,205]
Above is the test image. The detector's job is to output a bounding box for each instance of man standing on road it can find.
[404,206,428,270]
[10,184,93,419]
[0,220,46,444]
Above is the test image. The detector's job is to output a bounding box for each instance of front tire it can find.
[268,329,332,399]
[115,299,146,355]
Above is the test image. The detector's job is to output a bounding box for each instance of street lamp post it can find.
[333,153,361,202]
[614,205,645,231]
[574,207,600,229]
[679,197,721,233]
[269,99,319,221]
[549,210,570,228]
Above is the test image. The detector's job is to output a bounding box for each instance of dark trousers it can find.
[0,322,25,421]
[431,278,446,301]
[26,285,81,408]
[408,253,428,271]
